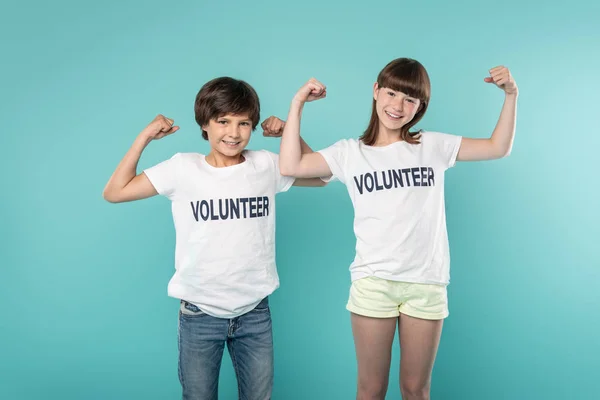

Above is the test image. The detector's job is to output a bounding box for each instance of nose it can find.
[392,97,404,112]
[228,124,242,138]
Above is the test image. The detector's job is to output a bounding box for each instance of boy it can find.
[103,76,324,399]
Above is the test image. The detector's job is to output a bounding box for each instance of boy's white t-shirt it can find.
[144,150,294,318]
[318,131,462,286]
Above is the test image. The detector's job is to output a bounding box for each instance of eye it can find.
[387,91,395,97]
[218,120,227,125]
[405,98,416,104]
[240,121,250,126]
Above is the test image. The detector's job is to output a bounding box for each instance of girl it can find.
[278,58,517,400]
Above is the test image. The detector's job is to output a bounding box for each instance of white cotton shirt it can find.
[318,131,463,286]
[143,150,294,318]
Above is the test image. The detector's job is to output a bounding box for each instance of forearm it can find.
[490,93,518,157]
[103,135,149,199]
[280,101,304,175]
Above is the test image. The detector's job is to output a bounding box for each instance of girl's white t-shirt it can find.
[318,131,462,286]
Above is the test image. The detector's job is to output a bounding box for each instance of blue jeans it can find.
[178,297,273,400]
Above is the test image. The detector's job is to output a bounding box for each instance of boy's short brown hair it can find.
[194,77,261,140]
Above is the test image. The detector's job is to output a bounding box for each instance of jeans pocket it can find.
[180,300,205,317]
[253,297,270,313]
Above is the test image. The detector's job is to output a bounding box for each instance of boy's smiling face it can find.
[203,113,253,157]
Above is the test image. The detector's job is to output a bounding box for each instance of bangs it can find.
[201,78,260,129]
[217,87,256,118]
[360,58,431,146]
[377,59,430,102]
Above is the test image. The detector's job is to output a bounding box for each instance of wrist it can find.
[291,97,306,110]
[134,132,153,148]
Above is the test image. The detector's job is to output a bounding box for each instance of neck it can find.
[373,123,403,146]
[206,151,245,168]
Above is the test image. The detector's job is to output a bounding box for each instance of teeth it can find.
[386,111,401,119]
[223,141,239,145]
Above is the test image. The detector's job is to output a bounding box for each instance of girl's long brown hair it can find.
[360,58,431,146]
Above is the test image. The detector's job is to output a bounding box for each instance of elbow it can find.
[489,140,512,160]
[491,136,514,159]
[102,189,120,203]
[498,146,513,159]
[102,192,116,203]
[279,163,296,177]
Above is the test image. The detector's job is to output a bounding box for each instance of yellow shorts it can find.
[346,276,449,320]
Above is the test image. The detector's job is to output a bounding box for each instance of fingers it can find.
[261,115,289,138]
[266,117,277,132]
[261,118,269,131]
[309,77,326,89]
[303,78,326,98]
[163,116,174,130]
[294,78,327,103]
[156,125,179,139]
[154,114,175,132]
[151,114,178,138]
[484,65,517,94]
[487,66,511,82]
[273,118,284,131]
[489,69,505,81]
[261,116,285,137]
[308,78,326,96]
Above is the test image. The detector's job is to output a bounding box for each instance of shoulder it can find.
[171,152,204,166]
[244,149,276,162]
[243,150,278,170]
[338,138,360,147]
[175,152,204,160]
[418,130,461,143]
[321,138,360,152]
[152,152,204,174]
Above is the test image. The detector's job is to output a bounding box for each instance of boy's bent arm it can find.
[102,136,158,203]
[103,115,179,203]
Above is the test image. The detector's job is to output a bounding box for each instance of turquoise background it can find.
[1,0,598,399]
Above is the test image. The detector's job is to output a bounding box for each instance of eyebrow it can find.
[388,89,418,100]
[217,116,252,122]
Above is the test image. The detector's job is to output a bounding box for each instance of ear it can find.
[373,82,379,101]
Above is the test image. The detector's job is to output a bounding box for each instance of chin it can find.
[381,120,405,132]
[219,146,246,157]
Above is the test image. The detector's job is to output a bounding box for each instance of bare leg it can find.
[351,312,398,400]
[398,313,443,400]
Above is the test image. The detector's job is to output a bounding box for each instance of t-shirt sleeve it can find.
[422,131,463,169]
[317,139,349,184]
[143,153,182,200]
[264,151,295,193]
